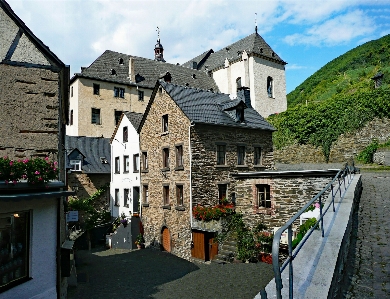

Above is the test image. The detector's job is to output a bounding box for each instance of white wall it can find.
[0,198,58,299]
[110,115,140,219]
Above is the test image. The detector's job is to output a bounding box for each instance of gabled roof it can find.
[138,81,275,133]
[182,31,286,72]
[71,50,219,92]
[110,112,143,143]
[0,0,65,68]
[65,136,111,174]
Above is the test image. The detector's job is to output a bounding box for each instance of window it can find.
[142,152,148,171]
[124,155,129,173]
[70,159,81,171]
[162,148,169,169]
[115,157,120,173]
[218,184,227,203]
[133,154,139,172]
[237,145,245,165]
[123,126,128,143]
[0,211,30,292]
[162,114,168,132]
[93,83,100,95]
[176,185,184,206]
[163,185,170,205]
[124,189,130,207]
[71,86,73,97]
[175,145,183,168]
[254,147,262,165]
[115,189,120,206]
[91,108,101,125]
[138,90,144,101]
[236,105,244,123]
[216,144,226,165]
[70,109,73,126]
[236,77,242,91]
[257,185,271,208]
[114,110,122,125]
[143,185,149,204]
[114,87,125,98]
[267,76,273,98]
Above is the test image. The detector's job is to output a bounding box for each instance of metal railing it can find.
[269,163,357,299]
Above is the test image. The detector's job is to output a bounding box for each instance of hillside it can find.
[287,34,390,108]
[267,34,390,162]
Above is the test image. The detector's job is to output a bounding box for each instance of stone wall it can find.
[373,148,390,166]
[191,124,274,206]
[0,64,60,159]
[274,118,390,164]
[235,173,334,230]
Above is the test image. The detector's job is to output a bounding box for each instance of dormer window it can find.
[111,69,117,75]
[236,105,244,123]
[118,58,124,65]
[100,157,108,164]
[70,160,82,171]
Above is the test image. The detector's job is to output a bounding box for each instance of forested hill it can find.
[267,34,390,162]
[287,34,390,108]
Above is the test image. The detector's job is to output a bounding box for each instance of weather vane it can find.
[156,26,160,40]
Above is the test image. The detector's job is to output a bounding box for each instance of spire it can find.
[154,26,165,62]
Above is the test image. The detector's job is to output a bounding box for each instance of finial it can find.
[156,26,160,41]
[255,13,258,33]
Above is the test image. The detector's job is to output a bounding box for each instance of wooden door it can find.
[208,236,218,260]
[191,230,205,260]
[162,227,171,252]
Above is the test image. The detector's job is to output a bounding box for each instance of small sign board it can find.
[66,211,79,222]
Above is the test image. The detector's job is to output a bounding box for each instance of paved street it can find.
[344,170,390,298]
[67,248,274,299]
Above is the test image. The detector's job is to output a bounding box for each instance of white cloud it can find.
[284,10,376,46]
[286,64,306,70]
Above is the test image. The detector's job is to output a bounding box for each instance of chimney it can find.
[237,87,251,108]
[129,57,135,82]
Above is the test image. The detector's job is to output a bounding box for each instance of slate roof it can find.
[125,111,143,131]
[70,50,219,92]
[65,136,111,174]
[140,81,275,132]
[182,31,286,71]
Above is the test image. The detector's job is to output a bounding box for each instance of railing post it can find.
[338,177,342,197]
[331,184,335,212]
[288,225,293,299]
[319,195,324,237]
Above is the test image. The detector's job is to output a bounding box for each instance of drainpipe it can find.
[189,121,195,241]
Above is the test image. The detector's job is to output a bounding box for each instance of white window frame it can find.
[70,159,82,171]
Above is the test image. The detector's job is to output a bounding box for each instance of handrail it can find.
[270,163,357,299]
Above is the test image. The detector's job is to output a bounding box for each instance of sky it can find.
[5,0,390,93]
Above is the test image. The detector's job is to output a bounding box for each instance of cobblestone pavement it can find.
[344,170,390,298]
[67,248,274,299]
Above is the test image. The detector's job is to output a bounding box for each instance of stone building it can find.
[0,0,73,298]
[65,136,111,226]
[182,27,287,117]
[66,42,219,138]
[138,80,275,261]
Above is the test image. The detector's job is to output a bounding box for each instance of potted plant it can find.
[135,233,144,249]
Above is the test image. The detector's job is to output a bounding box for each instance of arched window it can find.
[236,77,242,91]
[267,76,273,98]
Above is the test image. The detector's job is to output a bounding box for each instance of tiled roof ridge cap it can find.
[159,80,221,94]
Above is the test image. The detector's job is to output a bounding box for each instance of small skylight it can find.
[111,69,117,75]
[118,58,124,65]
[100,157,108,164]
[192,74,196,79]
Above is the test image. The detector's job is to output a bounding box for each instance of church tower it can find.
[154,27,165,62]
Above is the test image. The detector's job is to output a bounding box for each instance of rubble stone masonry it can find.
[0,64,60,159]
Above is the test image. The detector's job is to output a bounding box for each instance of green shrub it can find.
[356,140,379,163]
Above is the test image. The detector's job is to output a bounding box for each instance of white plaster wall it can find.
[66,80,80,136]
[110,116,140,218]
[250,56,287,117]
[0,198,58,299]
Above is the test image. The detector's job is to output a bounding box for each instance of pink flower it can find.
[12,180,17,185]
[9,161,13,166]
[38,177,43,181]
[5,180,8,184]
[45,157,49,161]
[314,202,320,209]
[23,159,29,164]
[22,175,27,179]
[54,161,58,165]
[35,171,40,175]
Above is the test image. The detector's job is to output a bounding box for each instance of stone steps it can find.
[212,235,237,264]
